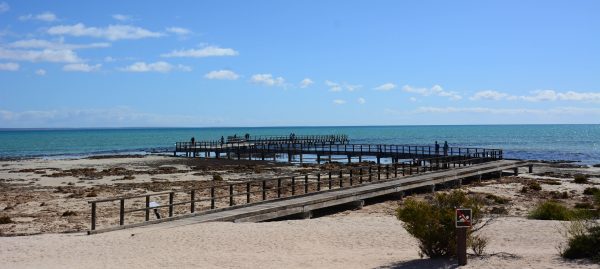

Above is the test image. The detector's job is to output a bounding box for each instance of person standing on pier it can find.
[435,141,440,155]
[190,137,195,145]
[443,141,449,156]
[220,136,225,145]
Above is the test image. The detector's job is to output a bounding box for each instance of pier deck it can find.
[88,159,531,234]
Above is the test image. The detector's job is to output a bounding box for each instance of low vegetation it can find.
[396,190,488,258]
[583,187,600,196]
[0,215,12,224]
[573,174,589,184]
[560,220,600,263]
[529,201,574,221]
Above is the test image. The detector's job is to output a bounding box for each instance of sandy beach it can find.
[1,155,600,268]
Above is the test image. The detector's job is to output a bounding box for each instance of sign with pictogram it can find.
[455,208,472,228]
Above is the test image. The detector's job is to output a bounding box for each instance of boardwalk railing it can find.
[174,141,503,163]
[227,134,349,144]
[88,152,497,233]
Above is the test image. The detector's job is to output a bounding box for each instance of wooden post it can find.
[457,227,468,266]
[317,174,321,191]
[119,199,125,226]
[145,196,150,221]
[368,166,372,182]
[210,187,215,209]
[277,178,282,198]
[328,172,332,189]
[91,202,97,230]
[386,165,390,179]
[168,192,174,217]
[262,180,267,200]
[229,185,234,206]
[359,168,363,184]
[377,165,381,181]
[246,182,251,203]
[528,164,533,173]
[349,169,353,186]
[304,175,309,194]
[190,190,196,213]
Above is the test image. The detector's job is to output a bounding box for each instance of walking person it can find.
[435,141,440,155]
[443,141,449,156]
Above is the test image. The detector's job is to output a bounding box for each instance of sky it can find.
[0,1,599,128]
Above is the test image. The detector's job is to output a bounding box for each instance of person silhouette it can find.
[443,141,449,156]
[435,141,440,155]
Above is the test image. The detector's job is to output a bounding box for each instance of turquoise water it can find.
[0,125,599,165]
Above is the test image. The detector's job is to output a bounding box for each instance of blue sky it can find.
[0,1,599,128]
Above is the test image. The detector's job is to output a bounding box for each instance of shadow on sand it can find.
[376,258,458,269]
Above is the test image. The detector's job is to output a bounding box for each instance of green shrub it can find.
[529,201,573,220]
[529,181,542,191]
[396,190,483,258]
[469,234,489,256]
[574,203,594,209]
[485,194,510,204]
[561,221,600,263]
[212,174,223,181]
[583,187,600,195]
[61,210,77,217]
[574,174,589,184]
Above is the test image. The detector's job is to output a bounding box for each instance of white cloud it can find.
[161,46,238,58]
[19,12,57,22]
[469,89,600,103]
[204,70,239,80]
[299,78,314,88]
[9,39,110,50]
[469,90,509,101]
[374,83,396,91]
[357,97,366,104]
[166,27,191,35]
[104,56,116,62]
[0,48,81,63]
[409,97,417,102]
[333,99,346,105]
[0,2,9,13]
[35,69,46,76]
[0,62,19,71]
[402,84,462,100]
[325,80,342,92]
[412,106,600,116]
[63,63,101,72]
[345,84,362,91]
[0,107,225,128]
[48,23,163,41]
[251,73,285,87]
[119,61,190,73]
[112,14,131,21]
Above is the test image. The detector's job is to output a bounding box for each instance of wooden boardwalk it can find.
[88,159,531,234]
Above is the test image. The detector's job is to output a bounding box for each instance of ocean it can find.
[0,125,599,165]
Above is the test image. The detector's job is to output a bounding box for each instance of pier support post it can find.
[317,155,321,164]
[513,167,519,176]
[347,155,352,164]
[528,165,533,173]
[352,200,365,210]
[302,210,313,219]
[377,156,381,164]
[358,155,362,162]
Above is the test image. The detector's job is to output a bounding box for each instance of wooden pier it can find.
[175,137,502,165]
[87,152,529,234]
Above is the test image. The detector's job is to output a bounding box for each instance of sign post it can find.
[455,208,472,266]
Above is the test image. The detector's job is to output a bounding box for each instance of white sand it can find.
[0,216,597,269]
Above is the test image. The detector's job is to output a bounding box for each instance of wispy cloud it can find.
[0,107,224,128]
[0,2,9,13]
[325,80,342,92]
[411,106,600,115]
[357,97,366,104]
[19,12,57,22]
[0,47,81,63]
[48,23,163,41]
[204,70,239,80]
[333,99,346,105]
[0,62,19,71]
[469,89,600,103]
[9,39,110,50]
[166,27,191,35]
[35,69,46,76]
[112,14,132,22]
[63,63,101,72]
[251,73,286,87]
[299,78,314,88]
[402,84,462,100]
[161,46,238,58]
[373,83,396,91]
[119,61,191,73]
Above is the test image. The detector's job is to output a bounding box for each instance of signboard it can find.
[455,208,472,228]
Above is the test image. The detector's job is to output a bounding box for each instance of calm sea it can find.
[0,125,598,165]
